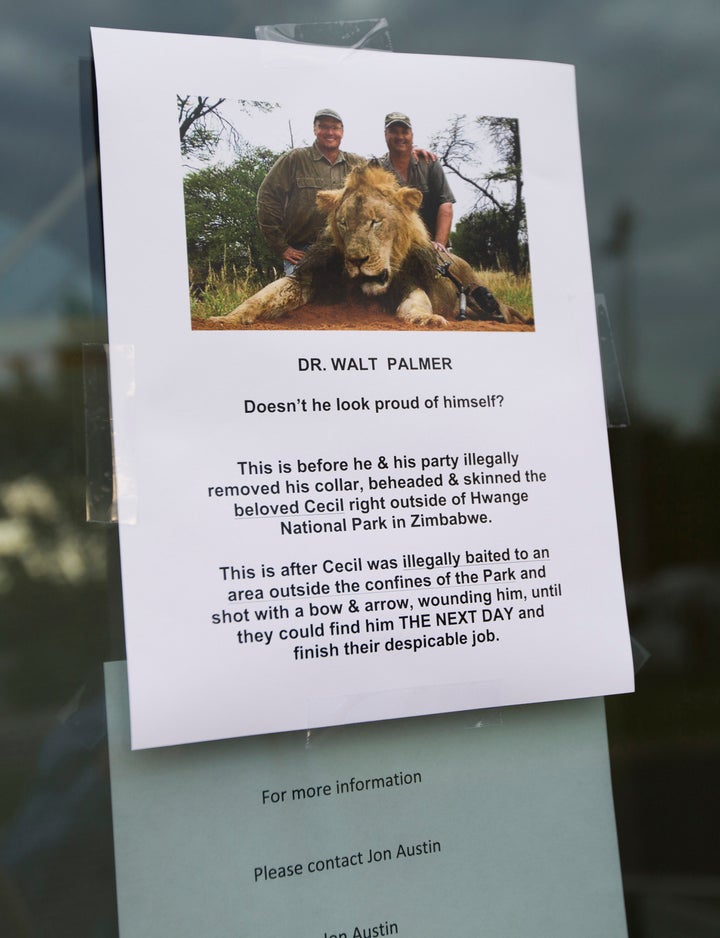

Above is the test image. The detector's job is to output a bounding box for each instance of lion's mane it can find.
[295,163,441,312]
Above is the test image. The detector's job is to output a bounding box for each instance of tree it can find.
[177,95,279,161]
[183,144,281,283]
[452,208,528,273]
[430,115,528,274]
[178,96,228,159]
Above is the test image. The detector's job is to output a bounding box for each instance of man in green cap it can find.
[257,108,364,274]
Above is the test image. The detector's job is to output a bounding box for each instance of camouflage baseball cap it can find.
[384,112,412,129]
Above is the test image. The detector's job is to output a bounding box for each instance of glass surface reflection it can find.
[0,3,718,935]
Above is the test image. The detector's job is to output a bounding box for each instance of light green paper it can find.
[105,661,627,937]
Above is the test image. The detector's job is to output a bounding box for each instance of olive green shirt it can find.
[257,143,363,257]
[380,154,455,239]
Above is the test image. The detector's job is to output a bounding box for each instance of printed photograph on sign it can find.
[179,95,534,332]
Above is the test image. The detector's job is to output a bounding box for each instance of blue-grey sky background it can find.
[1,1,718,432]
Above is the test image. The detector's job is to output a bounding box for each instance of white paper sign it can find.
[92,27,633,749]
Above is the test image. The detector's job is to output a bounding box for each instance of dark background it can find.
[1,3,718,935]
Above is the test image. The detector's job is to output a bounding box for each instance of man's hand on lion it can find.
[432,241,449,254]
[282,246,306,264]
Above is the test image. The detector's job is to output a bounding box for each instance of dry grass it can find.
[189,263,533,323]
[190,264,267,320]
[476,268,533,321]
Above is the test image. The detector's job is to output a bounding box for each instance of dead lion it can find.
[208,163,527,329]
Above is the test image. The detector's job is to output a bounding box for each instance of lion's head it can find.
[316,164,429,296]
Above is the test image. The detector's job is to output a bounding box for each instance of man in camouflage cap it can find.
[381,111,456,253]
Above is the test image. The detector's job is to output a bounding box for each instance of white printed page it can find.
[92,27,633,748]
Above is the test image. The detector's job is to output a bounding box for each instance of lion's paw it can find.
[397,289,448,328]
[402,311,448,328]
[419,314,448,328]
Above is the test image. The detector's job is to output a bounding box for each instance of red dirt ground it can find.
[192,301,534,333]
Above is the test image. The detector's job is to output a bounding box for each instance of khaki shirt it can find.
[257,143,363,257]
[380,154,455,238]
